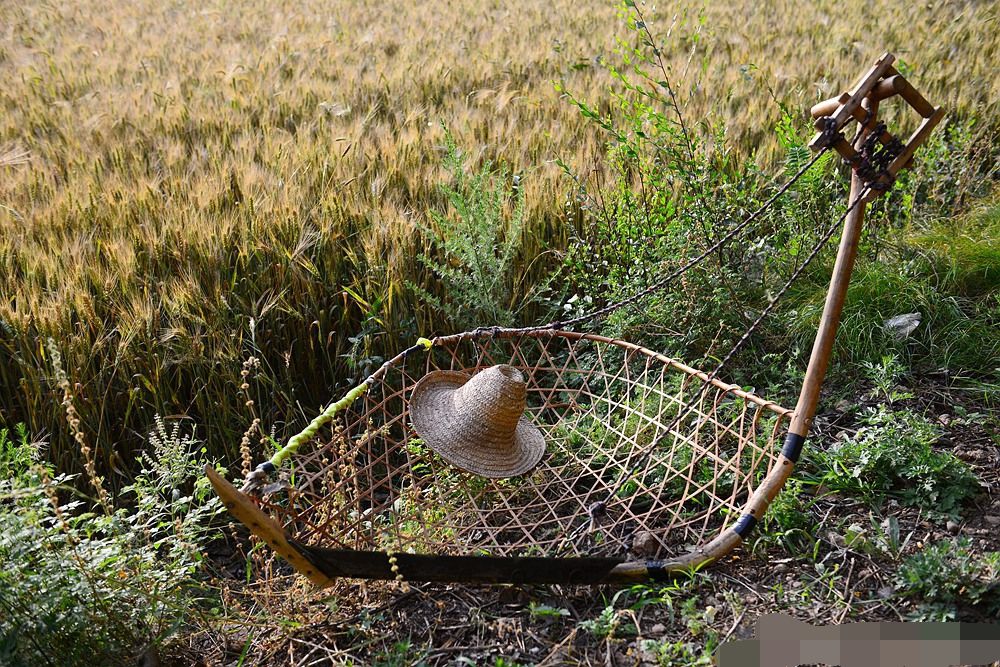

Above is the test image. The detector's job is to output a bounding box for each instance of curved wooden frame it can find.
[208,329,793,585]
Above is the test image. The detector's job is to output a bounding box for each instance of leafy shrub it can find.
[897,538,1000,617]
[0,419,220,666]
[806,407,979,516]
[555,5,1000,399]
[409,132,558,330]
[554,6,861,390]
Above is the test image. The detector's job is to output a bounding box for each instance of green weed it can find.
[839,513,912,561]
[0,422,32,477]
[0,420,220,666]
[528,602,571,621]
[859,354,913,404]
[372,640,427,667]
[408,132,558,330]
[636,593,719,666]
[753,479,819,557]
[806,407,980,517]
[897,538,1000,617]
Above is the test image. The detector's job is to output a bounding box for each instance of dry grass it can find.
[1,0,998,473]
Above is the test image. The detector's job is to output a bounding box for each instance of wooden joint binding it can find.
[806,51,943,200]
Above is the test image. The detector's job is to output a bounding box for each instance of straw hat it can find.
[409,364,545,478]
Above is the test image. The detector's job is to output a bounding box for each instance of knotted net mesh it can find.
[259,329,791,561]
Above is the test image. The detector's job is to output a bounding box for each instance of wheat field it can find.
[1,0,997,473]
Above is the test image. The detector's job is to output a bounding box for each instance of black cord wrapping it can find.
[815,116,845,151]
[854,121,906,191]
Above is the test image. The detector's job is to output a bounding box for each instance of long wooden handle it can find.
[788,169,867,438]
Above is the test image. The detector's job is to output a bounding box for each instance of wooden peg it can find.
[829,52,895,131]
[811,92,850,120]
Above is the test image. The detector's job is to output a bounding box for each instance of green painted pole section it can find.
[269,337,435,468]
[270,381,370,468]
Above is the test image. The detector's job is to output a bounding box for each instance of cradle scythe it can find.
[209,51,942,586]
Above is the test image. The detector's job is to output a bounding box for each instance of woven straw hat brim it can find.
[409,370,545,479]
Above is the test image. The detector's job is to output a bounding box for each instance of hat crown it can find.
[452,365,526,444]
[408,364,545,478]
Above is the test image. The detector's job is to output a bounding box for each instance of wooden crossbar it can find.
[807,52,944,202]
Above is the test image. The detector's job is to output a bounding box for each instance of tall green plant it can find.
[555,5,844,381]
[409,133,557,330]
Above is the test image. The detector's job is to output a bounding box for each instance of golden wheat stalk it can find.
[0,144,30,168]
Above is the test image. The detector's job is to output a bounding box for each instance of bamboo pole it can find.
[731,127,874,531]
[788,156,869,438]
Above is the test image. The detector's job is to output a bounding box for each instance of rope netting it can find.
[257,330,791,561]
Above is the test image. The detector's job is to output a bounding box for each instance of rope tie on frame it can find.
[815,116,845,151]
